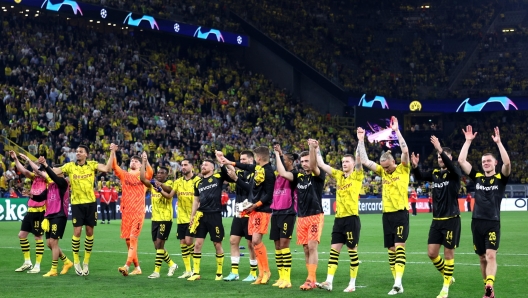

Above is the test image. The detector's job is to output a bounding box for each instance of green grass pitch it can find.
[1,212,526,297]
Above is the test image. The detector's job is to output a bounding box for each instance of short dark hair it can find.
[284,152,299,161]
[181,159,192,165]
[299,151,309,158]
[78,145,89,155]
[240,150,254,159]
[158,166,169,173]
[203,159,215,166]
[130,155,141,162]
[441,147,452,155]
[343,154,355,161]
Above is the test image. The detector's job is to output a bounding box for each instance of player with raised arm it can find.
[140,158,178,279]
[357,117,410,295]
[411,136,462,298]
[56,144,112,276]
[269,145,298,289]
[11,151,48,274]
[220,146,275,284]
[222,150,258,282]
[37,156,73,277]
[458,126,510,298]
[113,147,153,277]
[162,159,201,278]
[315,132,365,293]
[276,140,327,291]
[187,153,234,281]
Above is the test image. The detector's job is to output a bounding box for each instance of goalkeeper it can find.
[37,156,74,277]
[222,150,258,282]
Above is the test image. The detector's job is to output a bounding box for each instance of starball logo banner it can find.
[352,94,526,112]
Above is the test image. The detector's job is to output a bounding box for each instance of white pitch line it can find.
[0,246,526,267]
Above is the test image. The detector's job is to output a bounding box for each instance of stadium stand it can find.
[1,1,527,199]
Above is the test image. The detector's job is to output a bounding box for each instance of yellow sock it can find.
[35,240,44,265]
[193,253,201,275]
[348,249,359,279]
[281,248,292,283]
[189,243,195,270]
[154,249,164,273]
[163,251,175,267]
[327,248,339,282]
[431,255,445,276]
[51,260,58,271]
[443,259,454,287]
[84,235,94,264]
[275,249,283,280]
[60,253,71,264]
[72,236,81,263]
[231,256,240,275]
[394,246,406,284]
[20,238,31,262]
[388,249,396,280]
[216,253,224,276]
[250,259,258,277]
[486,275,495,286]
[181,244,191,272]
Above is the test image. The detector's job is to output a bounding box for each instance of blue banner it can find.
[2,0,249,47]
[351,94,526,113]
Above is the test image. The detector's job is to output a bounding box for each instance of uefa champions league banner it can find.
[352,95,527,113]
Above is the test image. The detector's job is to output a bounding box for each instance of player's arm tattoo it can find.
[356,140,369,163]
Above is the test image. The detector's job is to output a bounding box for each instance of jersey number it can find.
[488,232,497,241]
[215,226,220,235]
[160,224,166,233]
[34,221,40,228]
[346,232,353,241]
[396,226,404,237]
[446,231,453,241]
[311,225,318,233]
[283,223,288,231]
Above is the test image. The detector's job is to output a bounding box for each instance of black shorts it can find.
[71,202,98,227]
[152,221,173,242]
[45,217,67,240]
[230,217,252,240]
[382,210,410,248]
[428,216,461,249]
[331,216,361,248]
[21,211,45,236]
[177,223,195,240]
[471,219,500,255]
[269,214,296,241]
[194,212,224,242]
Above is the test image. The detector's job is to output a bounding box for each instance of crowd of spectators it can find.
[458,27,528,98]
[0,13,359,195]
[222,0,499,99]
[81,0,502,99]
[1,5,528,199]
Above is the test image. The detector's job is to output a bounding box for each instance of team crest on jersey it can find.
[490,178,494,184]
[208,178,213,183]
[443,173,447,179]
[73,218,77,224]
